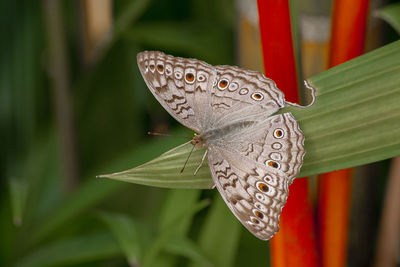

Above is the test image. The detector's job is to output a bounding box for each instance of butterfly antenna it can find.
[180,144,196,174]
[147,131,192,139]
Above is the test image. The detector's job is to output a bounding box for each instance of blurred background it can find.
[1,0,399,266]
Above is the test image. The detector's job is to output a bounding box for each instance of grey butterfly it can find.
[137,51,315,240]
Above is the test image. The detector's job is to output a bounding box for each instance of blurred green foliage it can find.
[376,2,400,35]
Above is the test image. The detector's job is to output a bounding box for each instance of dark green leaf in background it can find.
[189,197,241,267]
[99,211,148,266]
[375,2,400,35]
[15,232,121,267]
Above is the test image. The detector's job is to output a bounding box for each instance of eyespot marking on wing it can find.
[266,160,280,169]
[254,209,264,219]
[174,69,183,79]
[218,79,229,90]
[185,71,195,84]
[251,92,264,101]
[149,60,155,72]
[257,182,269,193]
[269,152,282,161]
[165,64,173,76]
[272,142,282,150]
[273,128,285,138]
[197,71,207,82]
[239,88,249,95]
[156,63,164,73]
[228,82,239,91]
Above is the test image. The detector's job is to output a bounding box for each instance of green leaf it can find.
[99,212,150,266]
[28,130,190,247]
[124,22,234,64]
[296,39,400,177]
[15,232,121,267]
[189,196,241,267]
[159,189,202,232]
[163,234,213,267]
[98,142,213,189]
[8,177,28,226]
[17,133,61,229]
[88,0,152,64]
[114,0,152,36]
[142,199,210,267]
[143,189,202,267]
[375,3,400,35]
[28,179,123,248]
[101,40,400,188]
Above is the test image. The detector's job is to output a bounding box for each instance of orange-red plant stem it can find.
[318,169,352,267]
[257,1,318,266]
[318,1,369,267]
[329,0,369,65]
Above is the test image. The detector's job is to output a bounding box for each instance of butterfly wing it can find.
[207,113,304,240]
[208,147,289,240]
[137,52,288,132]
[207,65,286,129]
[137,51,216,132]
[223,113,305,184]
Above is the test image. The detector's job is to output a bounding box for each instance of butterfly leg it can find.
[194,150,208,176]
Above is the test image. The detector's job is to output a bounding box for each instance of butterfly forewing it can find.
[208,65,285,128]
[137,51,216,132]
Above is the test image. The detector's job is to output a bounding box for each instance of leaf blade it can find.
[98,142,212,189]
[98,212,150,266]
[15,232,121,267]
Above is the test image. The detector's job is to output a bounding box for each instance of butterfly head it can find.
[190,134,206,148]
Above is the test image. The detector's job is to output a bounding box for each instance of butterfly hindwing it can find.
[222,113,305,184]
[207,146,289,240]
[206,113,304,239]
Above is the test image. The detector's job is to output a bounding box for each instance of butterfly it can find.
[137,51,315,240]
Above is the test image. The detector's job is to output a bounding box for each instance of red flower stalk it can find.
[257,1,318,266]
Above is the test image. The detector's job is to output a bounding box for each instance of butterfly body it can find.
[137,51,311,240]
[196,120,256,146]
